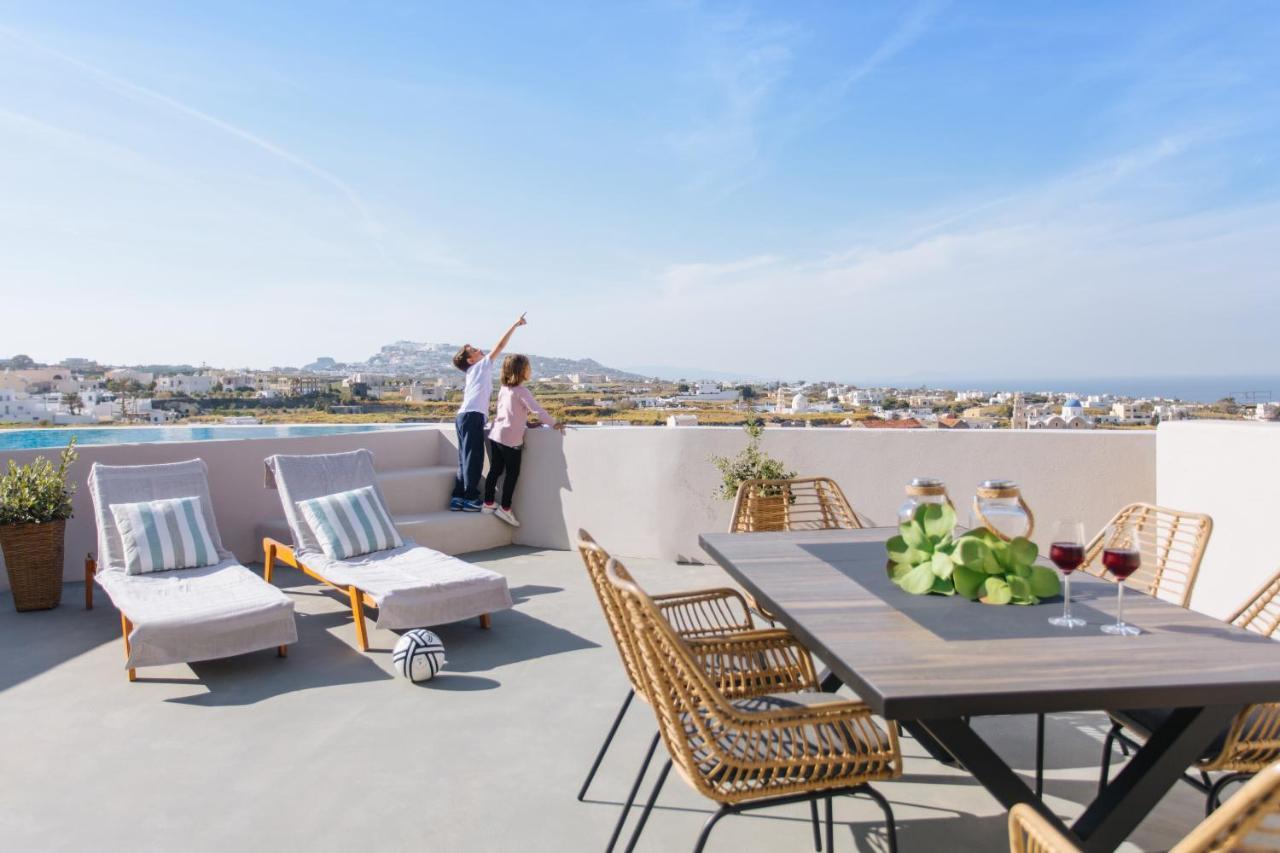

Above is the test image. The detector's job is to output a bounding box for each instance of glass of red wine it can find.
[1100,522,1143,636]
[1048,520,1087,628]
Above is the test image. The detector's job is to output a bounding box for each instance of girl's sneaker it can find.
[494,506,520,527]
[483,502,496,513]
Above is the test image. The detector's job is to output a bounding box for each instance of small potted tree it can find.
[0,439,77,611]
[711,421,795,528]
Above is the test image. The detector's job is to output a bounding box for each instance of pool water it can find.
[0,424,424,450]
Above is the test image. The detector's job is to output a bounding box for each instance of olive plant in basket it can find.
[710,420,796,501]
[886,502,1060,605]
[0,438,78,611]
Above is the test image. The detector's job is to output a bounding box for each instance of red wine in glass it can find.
[1048,521,1087,628]
[1101,525,1143,636]
[1050,543,1085,573]
[1102,548,1141,579]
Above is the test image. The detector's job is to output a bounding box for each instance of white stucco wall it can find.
[1157,421,1280,619]
[0,428,443,590]
[2,425,1160,593]
[511,427,1157,563]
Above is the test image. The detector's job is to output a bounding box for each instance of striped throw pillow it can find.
[110,496,221,575]
[297,486,403,560]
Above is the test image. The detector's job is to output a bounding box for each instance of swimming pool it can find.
[0,424,426,450]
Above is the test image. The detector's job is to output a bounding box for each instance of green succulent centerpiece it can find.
[886,503,1061,605]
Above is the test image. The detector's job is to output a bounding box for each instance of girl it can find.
[484,354,564,526]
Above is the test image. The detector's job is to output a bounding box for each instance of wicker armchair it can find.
[1078,502,1213,607]
[576,530,822,851]
[729,476,863,533]
[1100,568,1280,814]
[605,556,902,853]
[728,476,863,623]
[1011,762,1280,852]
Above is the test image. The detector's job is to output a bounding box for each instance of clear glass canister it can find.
[972,479,1035,540]
[898,478,953,524]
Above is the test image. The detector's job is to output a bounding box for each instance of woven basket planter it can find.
[0,520,65,612]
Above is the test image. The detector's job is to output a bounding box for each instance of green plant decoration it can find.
[0,438,78,526]
[886,503,1060,605]
[710,420,796,500]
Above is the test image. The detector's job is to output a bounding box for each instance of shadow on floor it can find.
[430,607,599,673]
[0,584,124,693]
[166,608,394,706]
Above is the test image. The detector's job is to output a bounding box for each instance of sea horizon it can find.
[856,374,1280,404]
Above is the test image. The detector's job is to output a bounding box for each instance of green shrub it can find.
[0,438,78,525]
[711,421,796,500]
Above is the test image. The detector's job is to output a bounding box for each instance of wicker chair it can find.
[1010,761,1280,852]
[728,476,863,623]
[1077,502,1214,607]
[576,531,824,851]
[1099,568,1280,814]
[729,476,863,533]
[605,555,902,853]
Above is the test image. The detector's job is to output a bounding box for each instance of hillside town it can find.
[1,347,1275,431]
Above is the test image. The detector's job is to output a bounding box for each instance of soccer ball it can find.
[392,629,446,682]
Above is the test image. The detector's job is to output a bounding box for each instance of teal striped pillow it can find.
[297,486,403,560]
[110,496,221,575]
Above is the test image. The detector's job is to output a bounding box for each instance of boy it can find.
[449,312,527,511]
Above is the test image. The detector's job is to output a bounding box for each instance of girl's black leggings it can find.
[484,439,523,509]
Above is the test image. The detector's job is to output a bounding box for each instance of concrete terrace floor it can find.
[0,547,1204,852]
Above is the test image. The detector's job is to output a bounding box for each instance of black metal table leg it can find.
[922,705,1240,853]
[1071,705,1239,852]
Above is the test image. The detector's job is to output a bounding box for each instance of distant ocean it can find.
[880,375,1280,404]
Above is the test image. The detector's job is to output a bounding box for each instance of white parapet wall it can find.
[511,427,1157,563]
[2,425,1158,592]
[0,427,444,590]
[1157,421,1280,619]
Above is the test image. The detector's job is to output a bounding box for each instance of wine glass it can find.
[1100,522,1143,636]
[1047,520,1087,628]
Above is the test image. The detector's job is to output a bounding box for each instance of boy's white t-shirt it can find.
[458,355,495,418]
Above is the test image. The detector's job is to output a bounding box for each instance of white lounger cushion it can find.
[266,450,513,630]
[300,544,513,630]
[89,460,297,669]
[97,560,298,669]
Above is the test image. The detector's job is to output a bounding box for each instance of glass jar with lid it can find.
[972,480,1035,540]
[898,478,954,525]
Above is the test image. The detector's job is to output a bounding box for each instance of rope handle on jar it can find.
[905,483,956,513]
[971,491,1036,541]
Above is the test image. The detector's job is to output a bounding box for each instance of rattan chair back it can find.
[603,557,899,805]
[577,530,649,700]
[1010,762,1280,852]
[1080,502,1212,607]
[729,477,863,533]
[1198,569,1280,774]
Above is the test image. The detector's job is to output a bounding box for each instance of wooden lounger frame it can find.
[262,538,491,652]
[85,554,287,682]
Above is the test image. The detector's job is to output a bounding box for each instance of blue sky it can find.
[1,1,1277,381]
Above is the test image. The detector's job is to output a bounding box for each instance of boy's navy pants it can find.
[452,411,486,501]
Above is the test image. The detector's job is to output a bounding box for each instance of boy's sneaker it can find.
[494,507,520,527]
[460,499,484,513]
[449,497,463,512]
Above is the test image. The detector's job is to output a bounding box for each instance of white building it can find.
[843,389,885,407]
[790,393,810,414]
[156,374,215,395]
[665,414,698,427]
[105,368,155,385]
[1256,402,1280,422]
[405,382,446,403]
[1028,399,1094,430]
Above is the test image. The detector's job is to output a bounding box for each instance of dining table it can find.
[698,527,1280,853]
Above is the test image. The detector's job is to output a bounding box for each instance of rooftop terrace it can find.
[0,547,1205,852]
[1,420,1277,851]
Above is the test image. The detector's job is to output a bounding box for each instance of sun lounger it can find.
[262,449,512,650]
[86,459,298,681]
